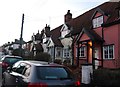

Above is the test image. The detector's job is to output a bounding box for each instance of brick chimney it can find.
[45,24,50,32]
[64,10,72,23]
[44,24,50,37]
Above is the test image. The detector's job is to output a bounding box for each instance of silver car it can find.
[2,60,80,87]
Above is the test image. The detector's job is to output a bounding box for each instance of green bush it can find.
[63,59,71,66]
[54,59,62,64]
[92,68,120,86]
[34,52,51,62]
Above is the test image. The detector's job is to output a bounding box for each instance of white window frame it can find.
[79,46,86,57]
[93,16,103,28]
[56,47,62,57]
[103,45,114,59]
[61,30,68,38]
[63,48,70,58]
[76,46,86,58]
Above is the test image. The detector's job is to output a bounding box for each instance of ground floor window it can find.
[103,45,114,59]
[79,46,86,57]
[63,48,70,58]
[56,47,62,58]
[76,46,86,58]
[48,46,54,58]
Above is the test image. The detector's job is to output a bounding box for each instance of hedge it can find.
[92,68,120,87]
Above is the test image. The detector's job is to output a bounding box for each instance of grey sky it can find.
[0,0,109,46]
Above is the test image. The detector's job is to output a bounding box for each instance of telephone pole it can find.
[19,14,24,57]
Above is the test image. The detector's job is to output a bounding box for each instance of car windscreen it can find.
[36,66,73,80]
[3,57,22,65]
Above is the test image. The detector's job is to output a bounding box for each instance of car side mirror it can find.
[7,67,12,72]
[12,67,17,72]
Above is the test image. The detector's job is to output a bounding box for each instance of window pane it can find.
[16,63,26,74]
[103,45,114,59]
[23,66,31,77]
[109,45,113,59]
[93,16,103,28]
[93,19,97,28]
[64,49,69,58]
[97,16,103,27]
[79,47,85,57]
[104,46,108,59]
[76,48,78,57]
[36,67,72,80]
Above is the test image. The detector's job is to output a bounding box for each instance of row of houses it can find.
[1,1,120,69]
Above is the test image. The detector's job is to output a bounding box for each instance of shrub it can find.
[54,59,62,64]
[63,59,71,66]
[34,52,51,62]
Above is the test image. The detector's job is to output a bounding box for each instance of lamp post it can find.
[19,14,24,57]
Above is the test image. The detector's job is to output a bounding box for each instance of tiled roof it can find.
[81,28,104,42]
[50,25,63,47]
[67,2,119,36]
[12,39,26,44]
[50,2,119,46]
[35,32,42,41]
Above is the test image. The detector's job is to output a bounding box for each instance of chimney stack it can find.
[45,24,50,33]
[64,10,72,23]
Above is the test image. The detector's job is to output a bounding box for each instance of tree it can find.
[12,48,25,57]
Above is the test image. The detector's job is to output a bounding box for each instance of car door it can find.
[3,62,26,86]
[17,64,31,87]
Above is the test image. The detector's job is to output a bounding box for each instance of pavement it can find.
[0,75,2,87]
[0,69,2,87]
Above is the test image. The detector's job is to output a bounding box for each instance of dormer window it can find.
[92,16,103,28]
[61,29,69,38]
[61,25,70,38]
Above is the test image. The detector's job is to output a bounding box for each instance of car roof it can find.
[19,60,63,67]
[3,55,22,59]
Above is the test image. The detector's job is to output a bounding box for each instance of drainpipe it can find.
[53,46,56,62]
[77,41,80,67]
[101,27,104,67]
[92,41,95,69]
[71,40,74,65]
[86,42,89,63]
[101,43,103,67]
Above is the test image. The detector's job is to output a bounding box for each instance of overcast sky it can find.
[0,0,111,46]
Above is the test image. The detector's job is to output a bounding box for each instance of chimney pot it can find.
[64,10,72,23]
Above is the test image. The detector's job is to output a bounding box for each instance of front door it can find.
[94,48,99,69]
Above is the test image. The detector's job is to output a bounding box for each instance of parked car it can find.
[2,60,80,87]
[0,55,23,73]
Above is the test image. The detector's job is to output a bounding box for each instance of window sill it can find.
[76,57,86,59]
[103,58,115,60]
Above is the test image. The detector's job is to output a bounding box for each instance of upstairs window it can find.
[93,16,103,28]
[61,30,68,38]
[61,25,70,38]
